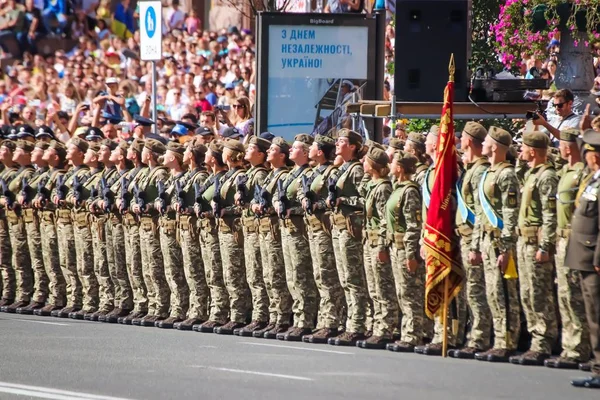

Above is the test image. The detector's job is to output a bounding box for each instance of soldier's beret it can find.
[166,141,185,156]
[272,137,290,155]
[366,146,389,167]
[209,140,224,155]
[223,138,245,153]
[49,140,67,159]
[88,142,101,153]
[314,134,335,149]
[522,131,550,149]
[407,132,426,150]
[248,136,271,154]
[393,150,418,171]
[294,133,314,146]
[35,141,49,150]
[70,137,89,153]
[463,121,487,142]
[16,124,35,139]
[36,125,55,140]
[1,139,16,151]
[388,137,404,151]
[559,128,580,143]
[429,125,440,137]
[144,139,167,155]
[188,141,207,159]
[582,129,600,152]
[130,139,145,154]
[100,139,118,151]
[16,139,35,152]
[337,128,363,145]
[365,139,385,151]
[85,127,104,141]
[488,126,512,147]
[118,141,129,152]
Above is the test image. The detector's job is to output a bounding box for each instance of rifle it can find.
[20,176,32,205]
[327,176,338,210]
[0,178,15,209]
[212,176,223,218]
[100,177,113,213]
[156,180,167,215]
[133,183,146,211]
[72,175,84,207]
[37,178,51,205]
[119,176,129,214]
[276,179,289,219]
[236,174,249,206]
[55,174,67,202]
[301,175,317,215]
[174,180,184,211]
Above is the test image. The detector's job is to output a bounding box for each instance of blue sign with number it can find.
[145,6,156,39]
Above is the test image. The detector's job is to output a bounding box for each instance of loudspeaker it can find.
[394,0,471,102]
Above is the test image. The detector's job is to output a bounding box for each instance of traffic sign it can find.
[140,1,162,61]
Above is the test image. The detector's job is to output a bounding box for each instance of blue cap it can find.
[85,127,104,141]
[225,82,235,90]
[221,127,241,139]
[547,39,560,49]
[171,124,188,136]
[175,120,197,131]
[7,126,18,140]
[217,36,227,44]
[101,111,123,124]
[259,131,275,141]
[195,126,214,136]
[134,115,155,127]
[16,124,35,139]
[36,125,55,139]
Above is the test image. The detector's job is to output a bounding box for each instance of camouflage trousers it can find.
[123,216,147,313]
[73,213,98,312]
[159,218,188,319]
[331,223,370,334]
[556,235,590,360]
[24,212,48,304]
[516,236,558,354]
[90,215,114,313]
[179,216,209,321]
[0,217,14,301]
[7,214,32,303]
[363,241,398,338]
[482,234,521,350]
[106,216,133,311]
[39,212,66,307]
[390,243,425,345]
[242,219,269,323]
[258,217,292,325]
[579,271,600,377]
[218,218,250,324]
[139,216,169,318]
[306,216,345,330]
[280,217,318,329]
[198,219,229,323]
[461,235,492,350]
[56,218,81,308]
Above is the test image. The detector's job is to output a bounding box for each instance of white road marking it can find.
[0,382,135,400]
[191,365,313,381]
[240,341,353,355]
[6,317,70,326]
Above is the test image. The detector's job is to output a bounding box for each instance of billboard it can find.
[256,13,378,141]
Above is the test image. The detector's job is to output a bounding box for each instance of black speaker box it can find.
[394,0,472,102]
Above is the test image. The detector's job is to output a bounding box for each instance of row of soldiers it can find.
[0,124,596,372]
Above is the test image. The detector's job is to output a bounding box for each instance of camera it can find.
[526,101,546,121]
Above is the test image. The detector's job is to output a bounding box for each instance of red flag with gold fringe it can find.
[423,55,464,319]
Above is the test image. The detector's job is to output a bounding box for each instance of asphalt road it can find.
[0,313,596,400]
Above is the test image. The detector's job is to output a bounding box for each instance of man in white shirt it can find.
[534,88,582,146]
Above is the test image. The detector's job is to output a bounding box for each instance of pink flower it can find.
[574,40,579,47]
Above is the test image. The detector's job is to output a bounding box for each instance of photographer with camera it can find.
[533,89,582,146]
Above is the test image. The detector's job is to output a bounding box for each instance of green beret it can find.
[87,142,101,153]
[366,146,389,166]
[582,129,600,152]
[17,139,35,152]
[2,140,16,151]
[272,137,290,155]
[48,140,67,159]
[294,133,314,146]
[248,136,271,154]
[429,125,440,137]
[337,128,363,145]
[393,150,418,171]
[463,121,487,142]
[70,137,89,154]
[522,131,549,149]
[223,138,245,153]
[208,140,224,155]
[144,139,166,155]
[388,138,404,150]
[100,139,118,151]
[166,141,185,155]
[118,141,129,152]
[315,134,335,148]
[559,128,580,143]
[188,142,207,159]
[130,139,145,154]
[488,126,512,147]
[407,132,426,150]
[365,139,385,151]
[35,141,49,150]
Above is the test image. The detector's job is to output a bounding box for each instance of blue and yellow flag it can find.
[112,4,136,39]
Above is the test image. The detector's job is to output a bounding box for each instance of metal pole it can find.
[152,60,158,135]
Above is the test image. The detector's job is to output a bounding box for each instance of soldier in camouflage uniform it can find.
[0,140,18,307]
[404,132,429,186]
[328,129,371,346]
[212,139,251,335]
[154,142,190,329]
[385,138,404,164]
[452,122,492,359]
[118,139,149,324]
[509,131,559,366]
[251,138,294,339]
[173,139,210,330]
[300,135,346,343]
[386,151,425,353]
[33,141,68,316]
[67,141,100,319]
[545,128,591,369]
[359,147,399,349]
[194,141,230,333]
[235,136,270,336]
[471,127,522,363]
[15,141,51,314]
[131,139,170,327]
[0,140,35,312]
[273,134,318,341]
